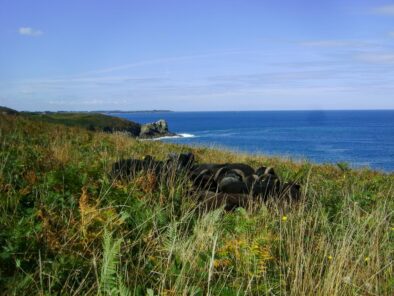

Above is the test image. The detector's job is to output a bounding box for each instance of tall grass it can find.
[0,114,393,295]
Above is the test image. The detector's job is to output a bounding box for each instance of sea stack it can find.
[139,119,175,138]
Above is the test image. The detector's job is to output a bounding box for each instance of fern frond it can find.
[99,229,123,295]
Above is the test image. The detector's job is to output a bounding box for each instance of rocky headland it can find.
[0,106,176,139]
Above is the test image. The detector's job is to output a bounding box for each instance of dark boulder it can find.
[190,163,253,191]
[166,152,195,170]
[253,174,281,200]
[191,168,217,191]
[214,167,248,194]
[190,163,225,190]
[256,166,276,177]
[280,182,302,201]
[223,163,255,176]
[218,176,248,194]
[197,191,253,211]
[255,167,266,176]
[111,155,163,179]
[190,163,225,176]
[110,152,302,210]
[112,152,194,181]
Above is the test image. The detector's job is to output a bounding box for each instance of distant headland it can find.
[101,110,172,114]
[0,105,175,139]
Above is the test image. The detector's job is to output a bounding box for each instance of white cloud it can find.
[389,31,394,37]
[373,4,394,15]
[18,27,43,37]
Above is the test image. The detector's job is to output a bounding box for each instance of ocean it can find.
[110,111,394,172]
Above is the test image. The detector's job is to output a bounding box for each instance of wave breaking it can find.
[148,133,197,141]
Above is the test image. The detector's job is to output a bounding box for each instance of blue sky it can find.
[1,0,394,111]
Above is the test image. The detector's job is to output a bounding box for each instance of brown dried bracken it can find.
[134,172,157,193]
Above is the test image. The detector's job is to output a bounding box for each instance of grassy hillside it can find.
[0,114,393,295]
[23,111,141,135]
[0,106,19,115]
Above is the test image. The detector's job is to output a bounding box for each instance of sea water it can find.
[110,111,394,172]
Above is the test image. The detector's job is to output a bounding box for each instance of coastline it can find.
[113,110,394,172]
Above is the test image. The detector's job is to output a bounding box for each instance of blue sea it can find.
[110,111,394,172]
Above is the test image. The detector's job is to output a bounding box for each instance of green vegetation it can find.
[0,114,393,295]
[0,106,19,115]
[23,111,141,135]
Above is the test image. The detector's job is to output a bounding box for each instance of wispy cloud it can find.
[18,27,43,37]
[356,53,394,64]
[48,98,121,107]
[373,4,394,15]
[300,40,373,48]
[389,31,394,37]
[28,76,163,85]
[79,50,258,75]
[3,44,394,110]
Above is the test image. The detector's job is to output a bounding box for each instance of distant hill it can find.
[0,106,174,138]
[0,106,18,115]
[24,112,142,136]
[99,110,172,114]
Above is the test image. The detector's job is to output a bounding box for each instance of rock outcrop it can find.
[111,152,302,211]
[139,119,175,138]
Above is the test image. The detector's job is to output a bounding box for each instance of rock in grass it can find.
[111,152,302,208]
[218,176,248,194]
[197,191,253,211]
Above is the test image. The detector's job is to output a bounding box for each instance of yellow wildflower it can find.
[282,216,287,222]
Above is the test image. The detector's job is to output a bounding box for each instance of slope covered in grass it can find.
[23,111,141,135]
[0,114,393,295]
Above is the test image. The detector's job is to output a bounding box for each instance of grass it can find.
[0,113,393,295]
[23,111,141,135]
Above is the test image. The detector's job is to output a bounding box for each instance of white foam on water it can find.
[178,133,195,138]
[146,133,197,141]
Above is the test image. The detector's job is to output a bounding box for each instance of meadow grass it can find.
[0,114,393,295]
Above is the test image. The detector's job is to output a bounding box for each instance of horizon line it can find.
[8,107,394,113]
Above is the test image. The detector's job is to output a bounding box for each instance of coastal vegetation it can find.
[0,106,173,138]
[0,113,393,295]
[24,111,142,135]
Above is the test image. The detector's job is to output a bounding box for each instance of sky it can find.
[1,0,394,111]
